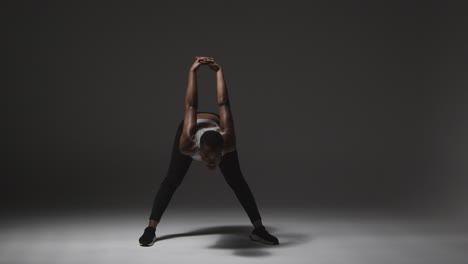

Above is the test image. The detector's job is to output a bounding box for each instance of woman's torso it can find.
[189,112,224,161]
[196,112,220,124]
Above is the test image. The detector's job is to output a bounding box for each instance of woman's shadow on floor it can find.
[156,225,310,257]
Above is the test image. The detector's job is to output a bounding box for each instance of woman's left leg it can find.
[219,150,280,245]
[218,149,263,227]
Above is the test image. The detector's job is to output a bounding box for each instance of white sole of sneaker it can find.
[139,236,157,247]
[249,234,278,245]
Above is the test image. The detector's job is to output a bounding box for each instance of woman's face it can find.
[200,144,223,170]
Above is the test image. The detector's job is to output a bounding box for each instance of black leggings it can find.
[149,112,262,225]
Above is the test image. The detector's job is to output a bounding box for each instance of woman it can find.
[138,56,279,246]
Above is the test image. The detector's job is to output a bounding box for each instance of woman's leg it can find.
[149,121,193,224]
[218,149,263,227]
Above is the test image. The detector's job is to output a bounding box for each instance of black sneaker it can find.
[139,226,157,247]
[249,226,279,245]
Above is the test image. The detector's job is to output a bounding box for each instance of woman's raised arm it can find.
[209,60,237,152]
[179,56,213,154]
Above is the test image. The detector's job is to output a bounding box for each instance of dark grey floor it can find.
[1,208,467,263]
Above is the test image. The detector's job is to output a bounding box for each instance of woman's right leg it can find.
[148,120,193,225]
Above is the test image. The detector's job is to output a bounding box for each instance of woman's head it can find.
[199,130,224,170]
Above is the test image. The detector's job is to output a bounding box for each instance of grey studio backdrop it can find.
[4,1,468,219]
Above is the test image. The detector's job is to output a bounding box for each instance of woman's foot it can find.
[139,226,157,247]
[249,225,279,245]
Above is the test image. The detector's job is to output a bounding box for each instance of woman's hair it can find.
[200,130,224,149]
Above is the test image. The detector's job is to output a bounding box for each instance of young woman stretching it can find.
[139,56,279,246]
